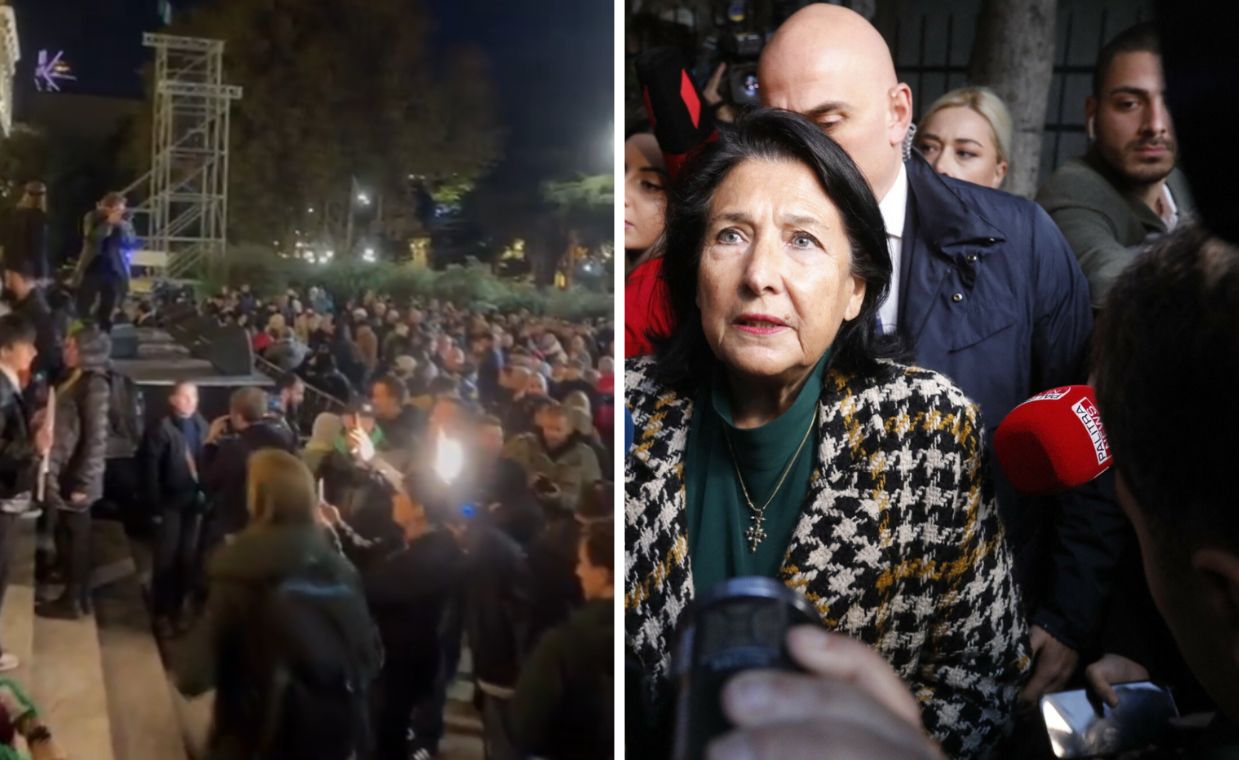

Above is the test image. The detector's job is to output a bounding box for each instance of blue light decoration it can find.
[34,50,77,92]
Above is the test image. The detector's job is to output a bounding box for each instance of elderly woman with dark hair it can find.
[625,110,1028,758]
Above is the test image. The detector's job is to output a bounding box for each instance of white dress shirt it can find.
[875,163,909,335]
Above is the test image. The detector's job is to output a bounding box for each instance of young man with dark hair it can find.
[2,267,62,394]
[0,315,50,669]
[369,374,419,451]
[1038,22,1194,308]
[1092,225,1239,744]
[321,481,466,760]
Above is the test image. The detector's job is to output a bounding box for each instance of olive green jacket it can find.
[174,523,381,760]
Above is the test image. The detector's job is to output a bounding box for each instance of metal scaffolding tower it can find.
[126,34,242,279]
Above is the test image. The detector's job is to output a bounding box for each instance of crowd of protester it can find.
[626,8,1230,760]
[0,160,617,758]
[123,278,617,758]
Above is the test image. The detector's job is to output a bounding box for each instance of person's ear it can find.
[993,160,1009,189]
[889,83,914,148]
[842,275,866,322]
[1085,96,1098,140]
[1191,548,1239,664]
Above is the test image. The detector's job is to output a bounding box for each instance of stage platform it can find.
[111,327,271,387]
[112,327,271,421]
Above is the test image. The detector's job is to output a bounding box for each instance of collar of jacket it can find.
[625,355,882,682]
[904,151,1008,255]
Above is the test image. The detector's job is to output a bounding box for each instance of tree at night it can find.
[128,0,504,248]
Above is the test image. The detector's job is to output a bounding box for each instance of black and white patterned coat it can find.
[625,356,1030,759]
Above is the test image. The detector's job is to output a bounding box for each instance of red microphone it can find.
[993,385,1112,495]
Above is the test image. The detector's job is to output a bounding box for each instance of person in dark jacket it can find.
[369,375,420,452]
[325,481,467,760]
[268,372,304,441]
[0,315,50,670]
[174,449,382,760]
[200,387,297,552]
[2,268,62,397]
[72,192,136,333]
[142,380,208,636]
[459,513,534,760]
[307,350,354,404]
[38,325,111,620]
[471,414,541,547]
[757,4,1118,710]
[470,331,505,411]
[510,520,613,760]
[2,183,49,285]
[526,480,611,645]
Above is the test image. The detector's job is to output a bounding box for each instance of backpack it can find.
[104,370,144,459]
[254,560,380,760]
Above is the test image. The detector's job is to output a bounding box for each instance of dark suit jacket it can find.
[900,152,1125,649]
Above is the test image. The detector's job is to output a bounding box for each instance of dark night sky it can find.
[10,0,614,183]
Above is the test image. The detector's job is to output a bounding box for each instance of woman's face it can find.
[624,134,667,252]
[914,106,1007,189]
[697,158,866,387]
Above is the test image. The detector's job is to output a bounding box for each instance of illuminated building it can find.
[0,1,18,135]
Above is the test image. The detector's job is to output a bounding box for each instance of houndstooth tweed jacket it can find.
[625,356,1031,759]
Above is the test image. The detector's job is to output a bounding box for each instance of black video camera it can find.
[672,576,820,759]
[720,32,765,108]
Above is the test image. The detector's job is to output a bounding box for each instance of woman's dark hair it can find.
[654,109,892,391]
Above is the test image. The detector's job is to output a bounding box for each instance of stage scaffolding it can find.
[124,34,242,280]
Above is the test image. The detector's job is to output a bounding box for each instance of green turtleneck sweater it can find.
[685,352,828,596]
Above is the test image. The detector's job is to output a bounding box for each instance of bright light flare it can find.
[434,431,465,484]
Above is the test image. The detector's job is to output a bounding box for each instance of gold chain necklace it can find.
[722,406,818,552]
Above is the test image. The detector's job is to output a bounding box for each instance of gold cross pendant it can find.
[746,515,767,552]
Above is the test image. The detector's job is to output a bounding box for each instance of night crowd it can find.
[0,165,617,759]
[626,8,1239,760]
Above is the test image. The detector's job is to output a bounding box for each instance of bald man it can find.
[757,4,1124,755]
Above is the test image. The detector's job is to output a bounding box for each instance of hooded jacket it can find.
[174,522,382,760]
[510,598,613,760]
[47,328,111,512]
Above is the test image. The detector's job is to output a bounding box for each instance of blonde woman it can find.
[914,86,1013,189]
[175,449,381,760]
